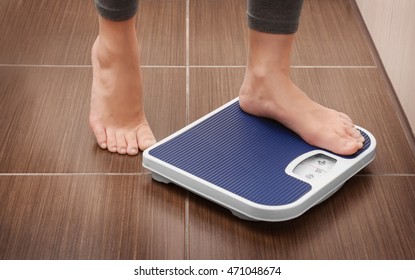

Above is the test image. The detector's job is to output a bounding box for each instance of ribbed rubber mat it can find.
[149,101,371,206]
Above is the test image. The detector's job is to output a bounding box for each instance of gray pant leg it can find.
[94,0,139,21]
[247,0,304,34]
[94,0,302,31]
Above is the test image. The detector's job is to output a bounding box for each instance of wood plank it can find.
[188,176,415,259]
[138,0,186,66]
[0,67,186,173]
[0,175,186,259]
[189,0,248,66]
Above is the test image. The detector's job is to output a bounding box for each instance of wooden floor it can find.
[1,0,414,260]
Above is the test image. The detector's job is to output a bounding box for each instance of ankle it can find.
[96,16,140,57]
[246,63,291,82]
[93,36,140,71]
[239,67,301,121]
[242,64,294,100]
[98,15,137,42]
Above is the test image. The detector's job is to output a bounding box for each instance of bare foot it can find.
[239,72,364,155]
[89,35,156,155]
[239,30,364,156]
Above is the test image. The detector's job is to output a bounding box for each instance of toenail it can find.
[120,148,126,154]
[129,148,137,154]
[100,143,107,149]
[110,146,117,152]
[346,141,356,147]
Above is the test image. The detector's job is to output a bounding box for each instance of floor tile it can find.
[188,175,415,259]
[0,175,186,259]
[189,0,374,66]
[293,0,374,66]
[137,0,186,66]
[189,67,242,119]
[0,66,186,173]
[0,0,185,66]
[189,67,415,174]
[189,0,248,66]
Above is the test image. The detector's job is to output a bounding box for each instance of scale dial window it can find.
[293,154,337,181]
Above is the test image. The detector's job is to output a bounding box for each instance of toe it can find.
[336,139,360,155]
[348,126,365,144]
[344,140,360,154]
[125,131,139,155]
[341,118,355,129]
[320,131,359,155]
[116,131,128,154]
[137,124,156,151]
[346,126,363,139]
[106,129,118,153]
[339,112,353,123]
[90,124,107,149]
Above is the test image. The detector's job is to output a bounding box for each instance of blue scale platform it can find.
[143,98,375,221]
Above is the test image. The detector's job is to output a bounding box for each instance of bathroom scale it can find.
[143,98,376,221]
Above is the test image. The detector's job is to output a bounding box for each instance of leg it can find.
[240,0,364,155]
[90,0,156,155]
